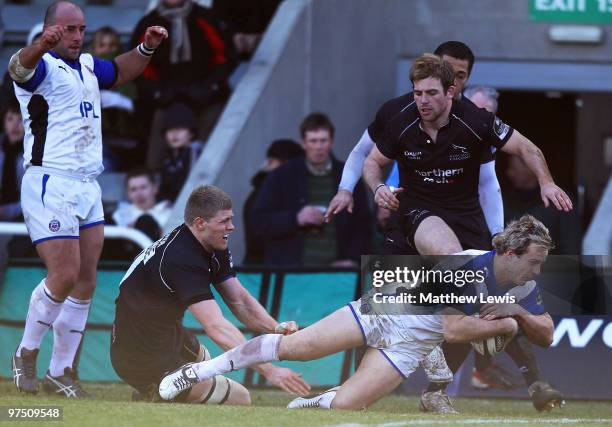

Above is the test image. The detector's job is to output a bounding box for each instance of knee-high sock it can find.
[49,297,91,377]
[192,334,282,382]
[17,279,64,354]
[504,332,540,386]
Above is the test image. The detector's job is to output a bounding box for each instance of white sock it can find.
[17,280,64,354]
[193,334,282,381]
[49,296,91,377]
[320,391,336,409]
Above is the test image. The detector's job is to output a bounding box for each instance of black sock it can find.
[504,333,540,386]
[426,381,448,393]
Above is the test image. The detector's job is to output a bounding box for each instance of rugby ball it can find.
[471,333,513,356]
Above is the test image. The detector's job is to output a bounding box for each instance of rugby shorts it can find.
[347,299,444,378]
[21,167,104,244]
[399,206,492,251]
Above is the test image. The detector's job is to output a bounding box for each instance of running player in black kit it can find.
[363,53,571,256]
[110,185,310,403]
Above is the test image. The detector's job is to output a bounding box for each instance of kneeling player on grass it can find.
[159,215,554,411]
[110,185,310,403]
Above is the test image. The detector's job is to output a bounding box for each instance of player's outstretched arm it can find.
[113,25,168,86]
[480,303,554,347]
[188,298,310,395]
[501,131,573,212]
[363,146,403,211]
[326,130,375,221]
[216,277,294,334]
[8,25,63,82]
[442,308,518,343]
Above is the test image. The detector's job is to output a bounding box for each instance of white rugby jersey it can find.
[13,51,117,176]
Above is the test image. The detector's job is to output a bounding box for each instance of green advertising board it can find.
[529,0,612,23]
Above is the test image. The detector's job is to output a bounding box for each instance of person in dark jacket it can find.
[130,0,237,169]
[252,113,372,267]
[242,139,303,265]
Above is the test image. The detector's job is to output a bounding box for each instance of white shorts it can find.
[347,300,444,378]
[21,167,104,244]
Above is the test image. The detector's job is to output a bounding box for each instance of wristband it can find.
[374,183,386,196]
[137,42,155,57]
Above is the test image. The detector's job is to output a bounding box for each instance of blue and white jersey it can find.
[457,250,546,316]
[13,51,117,176]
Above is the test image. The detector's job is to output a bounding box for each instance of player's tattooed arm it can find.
[501,130,573,212]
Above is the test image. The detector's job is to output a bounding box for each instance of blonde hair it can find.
[493,215,554,255]
[184,185,232,224]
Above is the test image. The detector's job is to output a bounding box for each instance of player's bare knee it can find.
[47,269,80,296]
[226,381,251,406]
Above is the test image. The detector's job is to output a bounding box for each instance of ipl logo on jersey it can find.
[79,101,100,119]
[49,219,61,232]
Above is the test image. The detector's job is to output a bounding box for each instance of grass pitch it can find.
[1,379,611,427]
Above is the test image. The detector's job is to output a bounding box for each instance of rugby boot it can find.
[159,363,199,401]
[287,387,340,409]
[528,381,565,411]
[419,389,459,414]
[42,367,92,398]
[12,347,39,394]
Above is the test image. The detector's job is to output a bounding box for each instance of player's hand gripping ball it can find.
[471,316,518,356]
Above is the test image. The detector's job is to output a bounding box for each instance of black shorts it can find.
[399,206,492,251]
[110,318,201,401]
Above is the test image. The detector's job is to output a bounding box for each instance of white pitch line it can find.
[326,419,612,427]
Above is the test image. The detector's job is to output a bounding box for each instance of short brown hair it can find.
[125,167,156,188]
[299,112,335,139]
[410,53,455,94]
[184,185,232,224]
[493,215,555,255]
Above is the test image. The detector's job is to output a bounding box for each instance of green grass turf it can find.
[1,379,611,427]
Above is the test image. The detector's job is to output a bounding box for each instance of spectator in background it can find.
[158,102,204,202]
[243,139,303,265]
[0,102,25,221]
[130,0,236,170]
[112,168,172,241]
[504,155,580,254]
[92,26,141,171]
[0,23,43,111]
[464,86,499,114]
[212,0,282,60]
[252,113,372,267]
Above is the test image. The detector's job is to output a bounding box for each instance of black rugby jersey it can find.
[114,224,235,352]
[375,96,513,213]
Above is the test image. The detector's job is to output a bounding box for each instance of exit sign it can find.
[530,0,612,23]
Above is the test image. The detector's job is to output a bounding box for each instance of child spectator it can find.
[158,102,204,202]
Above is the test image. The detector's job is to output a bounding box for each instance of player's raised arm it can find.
[501,130,572,212]
[8,25,63,82]
[112,25,168,86]
[363,146,403,211]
